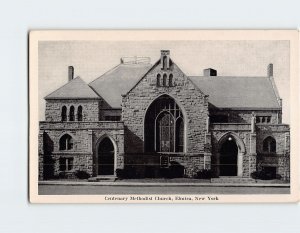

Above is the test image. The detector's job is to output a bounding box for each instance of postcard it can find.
[29,30,299,203]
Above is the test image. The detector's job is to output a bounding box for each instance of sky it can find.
[38,40,290,123]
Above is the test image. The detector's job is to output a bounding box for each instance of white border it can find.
[30,30,299,203]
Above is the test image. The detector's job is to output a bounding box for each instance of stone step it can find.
[211,176,256,184]
[88,175,117,182]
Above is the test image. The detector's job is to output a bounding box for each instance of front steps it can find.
[211,176,256,184]
[88,175,117,182]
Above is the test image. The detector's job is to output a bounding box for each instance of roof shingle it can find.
[89,63,152,108]
[45,77,100,99]
[189,76,281,109]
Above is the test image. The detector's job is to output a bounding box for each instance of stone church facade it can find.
[39,50,290,181]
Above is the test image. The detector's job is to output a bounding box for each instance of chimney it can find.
[203,68,217,76]
[68,66,74,81]
[161,50,170,70]
[267,63,273,77]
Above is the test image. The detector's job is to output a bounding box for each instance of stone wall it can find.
[38,121,124,180]
[124,153,205,178]
[210,109,281,124]
[92,129,125,176]
[99,109,122,121]
[122,61,209,154]
[209,123,290,180]
[256,124,290,180]
[210,123,256,177]
[45,99,100,122]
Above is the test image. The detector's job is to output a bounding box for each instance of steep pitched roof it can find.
[189,76,281,109]
[45,77,100,99]
[89,63,152,108]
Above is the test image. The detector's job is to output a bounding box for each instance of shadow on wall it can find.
[116,160,185,179]
[124,126,144,153]
[43,132,55,180]
[209,105,247,123]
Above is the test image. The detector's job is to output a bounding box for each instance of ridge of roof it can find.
[89,63,122,86]
[89,62,152,108]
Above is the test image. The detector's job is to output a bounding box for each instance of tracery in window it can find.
[145,95,184,152]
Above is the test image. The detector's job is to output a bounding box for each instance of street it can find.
[39,184,290,195]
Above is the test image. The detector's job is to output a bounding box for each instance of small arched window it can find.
[61,106,67,122]
[156,74,161,86]
[69,106,75,121]
[163,74,167,86]
[263,136,276,153]
[59,134,73,150]
[169,74,173,86]
[77,105,83,121]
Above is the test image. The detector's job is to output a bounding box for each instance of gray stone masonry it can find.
[45,99,100,122]
[210,109,282,124]
[122,60,209,154]
[256,124,290,180]
[39,121,124,179]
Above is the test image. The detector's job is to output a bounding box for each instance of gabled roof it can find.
[45,77,100,99]
[89,63,152,108]
[189,76,281,109]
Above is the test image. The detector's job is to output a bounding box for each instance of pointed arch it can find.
[162,74,167,86]
[218,132,246,155]
[95,135,118,176]
[69,105,75,121]
[156,74,161,86]
[77,105,83,121]
[217,132,246,177]
[61,106,67,121]
[144,94,187,153]
[169,73,173,86]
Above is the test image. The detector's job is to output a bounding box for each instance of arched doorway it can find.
[97,137,115,175]
[219,136,238,176]
[144,95,185,153]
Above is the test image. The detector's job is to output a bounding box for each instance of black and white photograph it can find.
[29,30,299,203]
[3,0,300,232]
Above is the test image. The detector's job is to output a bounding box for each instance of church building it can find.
[39,50,290,182]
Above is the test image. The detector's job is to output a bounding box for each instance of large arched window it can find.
[145,95,184,153]
[59,134,73,150]
[263,136,276,153]
[69,106,75,121]
[77,105,83,121]
[61,106,67,122]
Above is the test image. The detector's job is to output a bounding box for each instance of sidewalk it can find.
[39,178,290,188]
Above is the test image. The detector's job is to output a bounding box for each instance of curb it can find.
[38,181,290,188]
